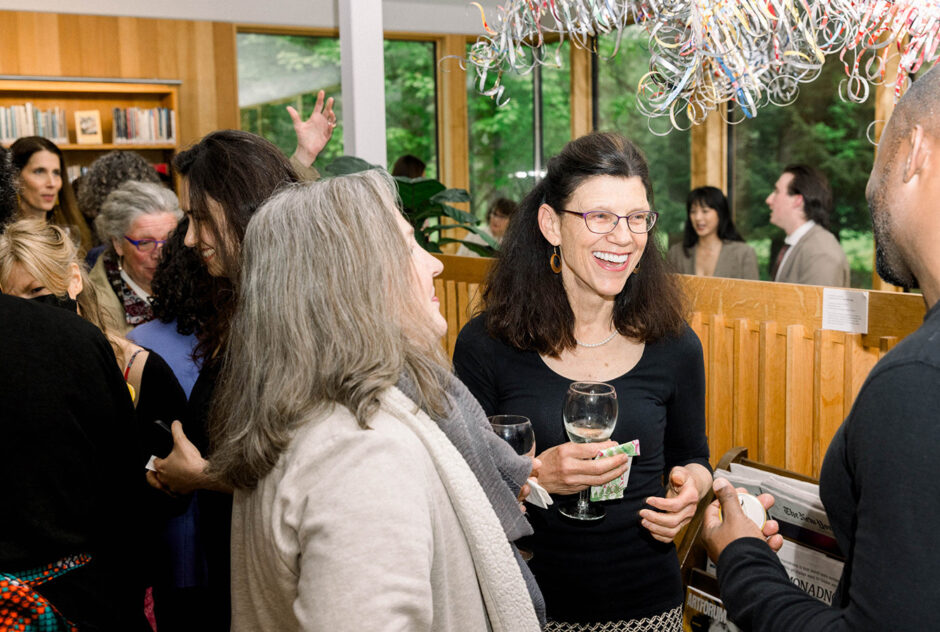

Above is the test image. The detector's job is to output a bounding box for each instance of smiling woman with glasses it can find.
[454,132,711,630]
[89,180,182,333]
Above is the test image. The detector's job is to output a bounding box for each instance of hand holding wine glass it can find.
[559,381,618,521]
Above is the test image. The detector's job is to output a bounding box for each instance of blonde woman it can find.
[209,171,544,631]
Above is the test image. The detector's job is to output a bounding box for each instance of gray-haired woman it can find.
[89,180,181,333]
[210,170,545,631]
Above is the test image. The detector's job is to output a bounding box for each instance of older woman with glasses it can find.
[90,180,182,333]
[454,132,712,631]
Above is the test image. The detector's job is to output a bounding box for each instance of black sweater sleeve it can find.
[717,362,940,631]
[454,316,500,415]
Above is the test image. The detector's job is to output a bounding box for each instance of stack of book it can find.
[112,107,176,144]
[0,103,69,145]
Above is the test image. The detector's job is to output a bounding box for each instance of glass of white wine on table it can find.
[559,381,618,521]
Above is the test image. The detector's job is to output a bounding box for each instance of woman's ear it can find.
[67,262,83,300]
[538,204,562,246]
[112,236,124,258]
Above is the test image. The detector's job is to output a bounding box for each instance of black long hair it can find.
[173,130,299,361]
[681,186,744,255]
[0,148,16,227]
[482,132,686,356]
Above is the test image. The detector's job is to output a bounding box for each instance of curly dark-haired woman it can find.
[454,132,711,630]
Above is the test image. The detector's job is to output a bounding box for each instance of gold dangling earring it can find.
[633,263,640,275]
[549,246,562,274]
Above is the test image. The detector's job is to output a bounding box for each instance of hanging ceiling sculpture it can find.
[466,0,940,131]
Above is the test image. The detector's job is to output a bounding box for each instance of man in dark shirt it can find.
[701,68,940,629]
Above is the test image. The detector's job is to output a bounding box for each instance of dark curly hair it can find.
[77,150,161,220]
[482,132,686,356]
[149,218,216,336]
[0,148,16,228]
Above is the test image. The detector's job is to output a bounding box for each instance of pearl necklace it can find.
[575,331,618,348]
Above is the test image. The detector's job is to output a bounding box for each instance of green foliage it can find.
[595,29,691,239]
[236,34,438,176]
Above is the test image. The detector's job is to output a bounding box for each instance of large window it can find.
[594,28,692,250]
[730,61,875,285]
[237,33,438,174]
[466,41,571,219]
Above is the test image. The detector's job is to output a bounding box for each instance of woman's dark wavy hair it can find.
[482,132,686,356]
[173,130,299,362]
[0,148,16,227]
[681,186,744,255]
[149,218,216,337]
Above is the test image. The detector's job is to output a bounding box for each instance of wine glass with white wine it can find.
[559,381,618,521]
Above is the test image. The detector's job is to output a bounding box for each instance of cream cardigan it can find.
[230,387,541,632]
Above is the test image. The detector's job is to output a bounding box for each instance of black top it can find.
[454,315,710,623]
[717,300,940,630]
[0,295,141,630]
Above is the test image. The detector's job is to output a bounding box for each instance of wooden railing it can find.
[433,254,926,477]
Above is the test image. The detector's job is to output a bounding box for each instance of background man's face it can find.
[766,172,804,233]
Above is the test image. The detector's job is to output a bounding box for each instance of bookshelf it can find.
[0,77,180,172]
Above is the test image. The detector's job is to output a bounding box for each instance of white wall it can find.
[0,0,496,35]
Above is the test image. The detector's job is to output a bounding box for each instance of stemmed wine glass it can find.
[488,415,535,457]
[559,381,618,521]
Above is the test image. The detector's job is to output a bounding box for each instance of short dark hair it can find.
[784,164,832,229]
[682,186,744,254]
[482,132,686,356]
[173,129,299,361]
[486,197,518,222]
[391,154,426,178]
[77,150,161,220]
[0,148,15,228]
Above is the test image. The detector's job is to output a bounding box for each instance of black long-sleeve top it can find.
[455,315,710,623]
[0,295,141,630]
[717,300,940,630]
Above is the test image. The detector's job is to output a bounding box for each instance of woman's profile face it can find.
[394,210,446,339]
[540,175,649,303]
[180,178,231,278]
[18,150,62,214]
[688,202,720,240]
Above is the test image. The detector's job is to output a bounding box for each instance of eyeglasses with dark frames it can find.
[560,209,659,234]
[124,235,168,253]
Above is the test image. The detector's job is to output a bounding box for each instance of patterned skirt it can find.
[542,605,683,632]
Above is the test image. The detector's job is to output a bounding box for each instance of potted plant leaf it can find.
[319,156,499,256]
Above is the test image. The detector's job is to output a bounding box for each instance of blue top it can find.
[128,319,201,398]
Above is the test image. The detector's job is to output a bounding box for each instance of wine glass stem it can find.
[577,488,590,513]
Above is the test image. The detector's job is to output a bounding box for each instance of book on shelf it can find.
[75,110,103,145]
[0,103,69,145]
[112,107,176,145]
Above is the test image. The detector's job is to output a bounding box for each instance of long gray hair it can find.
[209,170,450,489]
[95,180,181,248]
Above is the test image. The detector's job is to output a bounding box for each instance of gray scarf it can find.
[398,370,547,626]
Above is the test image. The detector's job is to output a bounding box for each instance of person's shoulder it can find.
[649,322,702,357]
[872,309,940,374]
[1,294,106,346]
[457,312,490,342]
[723,240,755,255]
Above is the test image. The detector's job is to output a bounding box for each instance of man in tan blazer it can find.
[766,165,850,287]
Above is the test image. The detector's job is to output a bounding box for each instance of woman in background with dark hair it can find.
[454,132,711,630]
[666,186,758,280]
[0,147,16,225]
[10,136,93,251]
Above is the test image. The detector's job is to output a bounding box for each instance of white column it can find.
[338,0,387,167]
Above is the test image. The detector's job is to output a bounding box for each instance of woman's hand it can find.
[640,464,711,543]
[145,421,224,495]
[288,90,336,167]
[536,440,630,495]
[701,478,783,561]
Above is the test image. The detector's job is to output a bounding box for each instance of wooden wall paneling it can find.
[758,322,786,467]
[814,329,846,476]
[569,44,592,139]
[706,314,734,465]
[785,324,814,476]
[213,22,240,131]
[843,333,878,405]
[878,336,898,358]
[435,35,471,253]
[732,318,759,457]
